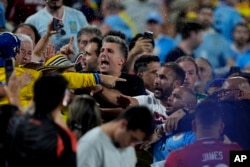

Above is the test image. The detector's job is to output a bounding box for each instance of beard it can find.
[154,87,172,100]
[47,1,62,11]
[48,4,61,10]
[113,141,122,148]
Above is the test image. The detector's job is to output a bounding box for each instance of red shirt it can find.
[164,138,242,167]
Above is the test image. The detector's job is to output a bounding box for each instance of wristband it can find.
[93,73,101,84]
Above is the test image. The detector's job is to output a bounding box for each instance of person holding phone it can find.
[25,0,88,53]
[145,11,176,64]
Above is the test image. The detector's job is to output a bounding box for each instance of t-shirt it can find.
[164,139,242,167]
[153,131,195,163]
[154,34,176,64]
[194,29,230,69]
[134,93,167,124]
[236,50,250,69]
[77,127,137,167]
[25,6,88,52]
[213,2,243,41]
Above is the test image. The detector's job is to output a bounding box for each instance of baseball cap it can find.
[0,32,21,66]
[146,11,163,24]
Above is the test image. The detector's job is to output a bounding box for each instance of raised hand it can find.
[164,109,185,133]
[4,72,33,107]
[43,44,56,62]
[59,36,75,59]
[129,38,153,56]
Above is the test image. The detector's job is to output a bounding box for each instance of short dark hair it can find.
[163,62,185,85]
[179,20,204,39]
[104,30,126,41]
[115,105,155,139]
[195,99,223,129]
[176,56,199,75]
[103,35,128,59]
[12,23,41,44]
[33,73,68,117]
[233,22,249,32]
[134,55,159,74]
[89,37,103,57]
[77,25,102,40]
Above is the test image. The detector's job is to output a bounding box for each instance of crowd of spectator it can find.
[0,0,250,167]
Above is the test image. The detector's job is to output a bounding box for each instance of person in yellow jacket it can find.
[0,66,125,108]
[0,30,126,125]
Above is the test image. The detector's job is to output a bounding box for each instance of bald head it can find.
[218,76,250,101]
[225,77,249,88]
[180,86,197,109]
[166,86,197,115]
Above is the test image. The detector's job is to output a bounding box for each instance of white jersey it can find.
[77,127,137,167]
[134,94,168,124]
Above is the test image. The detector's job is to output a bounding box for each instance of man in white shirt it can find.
[77,105,155,167]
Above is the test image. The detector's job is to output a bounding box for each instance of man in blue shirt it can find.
[194,4,231,76]
[152,86,197,163]
[213,0,243,41]
[25,0,88,52]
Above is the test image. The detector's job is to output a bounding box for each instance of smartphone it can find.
[143,31,154,39]
[52,17,64,32]
[4,58,14,84]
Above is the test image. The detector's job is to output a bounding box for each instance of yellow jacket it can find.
[0,67,97,108]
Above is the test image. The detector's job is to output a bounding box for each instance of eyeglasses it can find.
[217,88,240,97]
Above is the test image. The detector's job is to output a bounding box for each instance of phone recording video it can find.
[143,31,154,40]
[4,58,14,84]
[52,17,64,32]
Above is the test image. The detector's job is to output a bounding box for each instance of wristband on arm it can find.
[93,73,101,84]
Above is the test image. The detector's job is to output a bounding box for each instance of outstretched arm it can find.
[92,84,139,107]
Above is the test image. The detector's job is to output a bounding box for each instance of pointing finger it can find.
[69,36,74,45]
[116,78,126,82]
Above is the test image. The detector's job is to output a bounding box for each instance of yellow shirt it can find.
[0,67,97,109]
